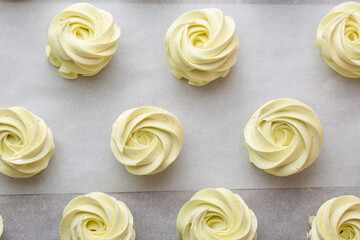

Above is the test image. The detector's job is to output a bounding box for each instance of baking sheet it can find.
[0,0,359,195]
[0,187,359,240]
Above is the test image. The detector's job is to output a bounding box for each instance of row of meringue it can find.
[59,192,360,240]
[46,3,238,86]
[46,2,360,85]
[60,189,256,240]
[0,98,323,178]
[0,191,357,239]
[0,106,184,178]
[0,190,353,239]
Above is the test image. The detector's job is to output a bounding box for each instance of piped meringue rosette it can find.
[46,3,121,79]
[317,2,360,78]
[307,195,360,240]
[165,8,239,86]
[244,98,324,176]
[0,107,55,178]
[59,192,135,240]
[177,188,258,240]
[111,106,184,175]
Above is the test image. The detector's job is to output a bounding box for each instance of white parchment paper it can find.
[0,1,359,195]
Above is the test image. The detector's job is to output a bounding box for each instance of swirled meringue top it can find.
[0,107,55,178]
[177,188,258,240]
[0,215,3,237]
[317,2,360,78]
[308,195,360,240]
[111,106,184,175]
[165,8,239,86]
[244,98,324,176]
[60,192,135,240]
[46,3,121,79]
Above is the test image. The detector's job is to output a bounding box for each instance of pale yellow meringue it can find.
[317,2,360,77]
[308,195,360,240]
[165,8,239,86]
[46,3,121,79]
[60,192,135,240]
[0,107,55,178]
[177,188,257,240]
[0,215,3,237]
[111,106,184,175]
[244,98,324,176]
